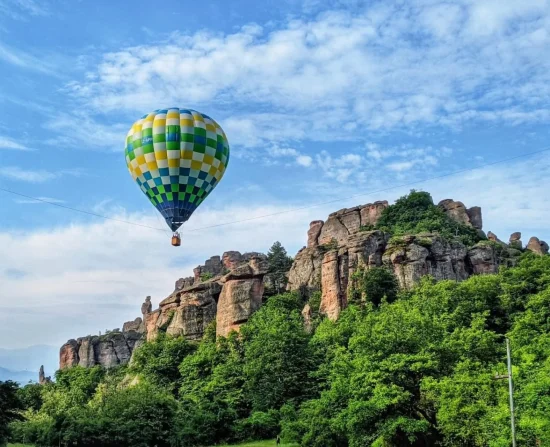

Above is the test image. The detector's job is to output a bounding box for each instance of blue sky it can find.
[1,0,550,349]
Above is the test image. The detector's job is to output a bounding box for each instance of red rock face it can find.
[145,310,161,341]
[216,278,264,337]
[59,340,79,369]
[359,201,388,227]
[320,251,344,321]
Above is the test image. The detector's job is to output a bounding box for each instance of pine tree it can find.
[266,241,293,296]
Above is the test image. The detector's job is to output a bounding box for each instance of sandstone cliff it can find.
[287,199,547,320]
[60,196,548,370]
[60,251,268,369]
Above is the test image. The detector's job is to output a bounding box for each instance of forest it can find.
[1,192,550,447]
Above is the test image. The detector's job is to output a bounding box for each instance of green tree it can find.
[131,332,195,392]
[241,293,314,412]
[17,382,44,412]
[266,241,294,296]
[0,380,23,445]
[349,266,399,306]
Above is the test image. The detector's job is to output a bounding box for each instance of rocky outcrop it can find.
[60,194,549,372]
[122,317,144,333]
[509,232,522,249]
[526,237,549,255]
[146,253,269,341]
[438,199,482,229]
[287,246,324,293]
[59,329,144,370]
[146,281,221,342]
[59,339,79,369]
[216,256,269,337]
[287,197,548,320]
[320,251,346,320]
[487,231,505,244]
[307,221,324,248]
[38,365,51,385]
[141,296,152,318]
[382,234,469,289]
[302,303,313,333]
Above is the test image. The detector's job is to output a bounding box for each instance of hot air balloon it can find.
[124,108,230,246]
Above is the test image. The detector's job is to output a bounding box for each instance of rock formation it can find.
[59,195,549,371]
[59,329,144,370]
[38,365,51,385]
[437,199,483,230]
[60,251,270,369]
[509,232,522,249]
[287,198,543,320]
[526,237,550,255]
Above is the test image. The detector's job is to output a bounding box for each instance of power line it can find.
[185,147,550,232]
[1,147,549,234]
[0,188,166,232]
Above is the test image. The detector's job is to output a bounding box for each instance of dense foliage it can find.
[265,241,294,296]
[7,252,550,446]
[0,380,23,445]
[376,190,483,246]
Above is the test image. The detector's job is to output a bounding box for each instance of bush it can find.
[349,266,399,306]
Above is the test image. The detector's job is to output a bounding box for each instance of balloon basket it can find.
[171,232,181,247]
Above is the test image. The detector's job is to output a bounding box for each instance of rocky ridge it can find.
[60,252,268,369]
[60,198,548,370]
[287,199,547,320]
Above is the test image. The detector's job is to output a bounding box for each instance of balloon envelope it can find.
[125,108,230,231]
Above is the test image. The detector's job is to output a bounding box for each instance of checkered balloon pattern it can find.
[124,108,230,231]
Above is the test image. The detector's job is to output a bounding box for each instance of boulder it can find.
[487,231,504,244]
[339,208,362,234]
[438,199,471,226]
[222,251,243,270]
[286,246,324,293]
[509,232,522,249]
[467,243,499,275]
[526,237,549,255]
[141,296,152,318]
[175,277,194,290]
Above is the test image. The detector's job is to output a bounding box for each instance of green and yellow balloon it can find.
[124,108,229,243]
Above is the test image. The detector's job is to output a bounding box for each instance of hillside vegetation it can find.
[2,192,550,447]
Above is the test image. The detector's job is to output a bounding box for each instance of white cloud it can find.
[65,0,550,150]
[0,166,82,183]
[0,136,31,151]
[0,0,49,20]
[296,155,313,167]
[0,42,57,75]
[44,111,129,152]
